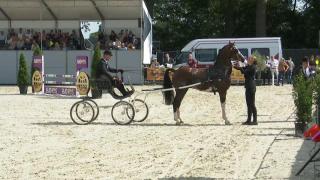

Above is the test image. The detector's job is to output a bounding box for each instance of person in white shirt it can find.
[301,56,316,79]
[266,56,279,86]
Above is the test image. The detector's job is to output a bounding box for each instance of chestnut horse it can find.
[163,42,245,125]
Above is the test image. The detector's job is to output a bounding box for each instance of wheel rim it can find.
[131,99,149,122]
[70,101,95,125]
[111,101,135,125]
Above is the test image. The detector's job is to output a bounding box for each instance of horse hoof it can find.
[225,121,232,125]
[176,121,181,125]
[180,120,184,124]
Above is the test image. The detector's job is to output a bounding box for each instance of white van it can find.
[174,37,283,68]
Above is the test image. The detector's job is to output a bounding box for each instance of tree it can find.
[256,0,267,37]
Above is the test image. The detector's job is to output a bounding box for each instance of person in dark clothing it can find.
[234,56,258,125]
[96,50,133,97]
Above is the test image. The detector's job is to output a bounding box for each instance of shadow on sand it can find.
[289,139,320,179]
[30,121,228,127]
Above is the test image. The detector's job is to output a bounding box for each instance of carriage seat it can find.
[92,78,134,100]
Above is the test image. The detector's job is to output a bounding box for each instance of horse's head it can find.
[220,42,245,64]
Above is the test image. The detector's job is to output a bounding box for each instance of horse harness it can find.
[189,66,230,95]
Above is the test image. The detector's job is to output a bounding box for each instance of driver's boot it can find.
[117,84,133,97]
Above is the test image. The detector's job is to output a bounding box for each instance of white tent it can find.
[0,0,141,20]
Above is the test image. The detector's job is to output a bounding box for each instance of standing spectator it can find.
[267,56,279,86]
[163,53,174,67]
[301,56,316,79]
[286,57,295,84]
[309,55,317,70]
[278,58,289,86]
[261,59,271,86]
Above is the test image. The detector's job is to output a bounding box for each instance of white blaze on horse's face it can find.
[233,45,245,62]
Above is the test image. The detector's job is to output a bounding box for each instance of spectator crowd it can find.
[0,28,140,51]
[261,55,320,85]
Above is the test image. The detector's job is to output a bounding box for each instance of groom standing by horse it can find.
[163,42,245,125]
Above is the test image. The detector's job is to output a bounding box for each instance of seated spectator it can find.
[17,28,24,40]
[128,31,134,44]
[31,41,39,51]
[0,31,7,45]
[109,30,118,42]
[7,35,17,50]
[127,43,135,50]
[16,38,25,50]
[119,42,127,50]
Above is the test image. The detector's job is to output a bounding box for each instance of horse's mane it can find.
[214,44,230,68]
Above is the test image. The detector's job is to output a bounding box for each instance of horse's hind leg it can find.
[173,89,188,125]
[219,91,231,125]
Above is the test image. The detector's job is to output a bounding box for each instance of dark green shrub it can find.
[91,43,101,78]
[17,53,29,86]
[293,74,313,123]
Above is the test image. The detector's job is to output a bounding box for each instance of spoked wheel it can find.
[84,99,100,121]
[131,99,149,122]
[70,100,95,125]
[111,101,135,125]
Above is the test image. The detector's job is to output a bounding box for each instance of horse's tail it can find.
[163,68,175,105]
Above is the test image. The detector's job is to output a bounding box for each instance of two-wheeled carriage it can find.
[70,76,149,125]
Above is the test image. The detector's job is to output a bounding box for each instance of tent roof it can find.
[0,0,142,20]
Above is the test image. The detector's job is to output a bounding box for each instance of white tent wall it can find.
[0,0,150,85]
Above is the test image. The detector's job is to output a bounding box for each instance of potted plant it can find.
[292,74,313,136]
[252,51,267,85]
[91,43,102,99]
[313,74,320,124]
[17,53,29,94]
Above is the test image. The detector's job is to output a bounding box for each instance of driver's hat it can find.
[104,50,113,56]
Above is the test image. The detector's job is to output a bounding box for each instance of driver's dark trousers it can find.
[245,86,257,123]
[99,75,128,96]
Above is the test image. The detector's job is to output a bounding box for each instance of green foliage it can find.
[313,73,320,105]
[251,51,266,72]
[33,46,42,56]
[149,0,320,50]
[91,43,101,78]
[17,53,29,86]
[293,74,313,123]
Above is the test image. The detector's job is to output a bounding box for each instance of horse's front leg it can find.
[173,89,188,125]
[219,91,231,125]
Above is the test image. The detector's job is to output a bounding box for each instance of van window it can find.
[195,49,217,62]
[251,48,270,57]
[239,48,248,58]
[175,52,189,64]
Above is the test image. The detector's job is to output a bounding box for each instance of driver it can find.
[96,50,133,97]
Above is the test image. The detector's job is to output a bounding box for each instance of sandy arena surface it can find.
[0,85,318,179]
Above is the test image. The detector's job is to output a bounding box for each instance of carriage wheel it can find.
[70,100,95,125]
[131,99,149,122]
[111,101,135,125]
[84,99,100,121]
